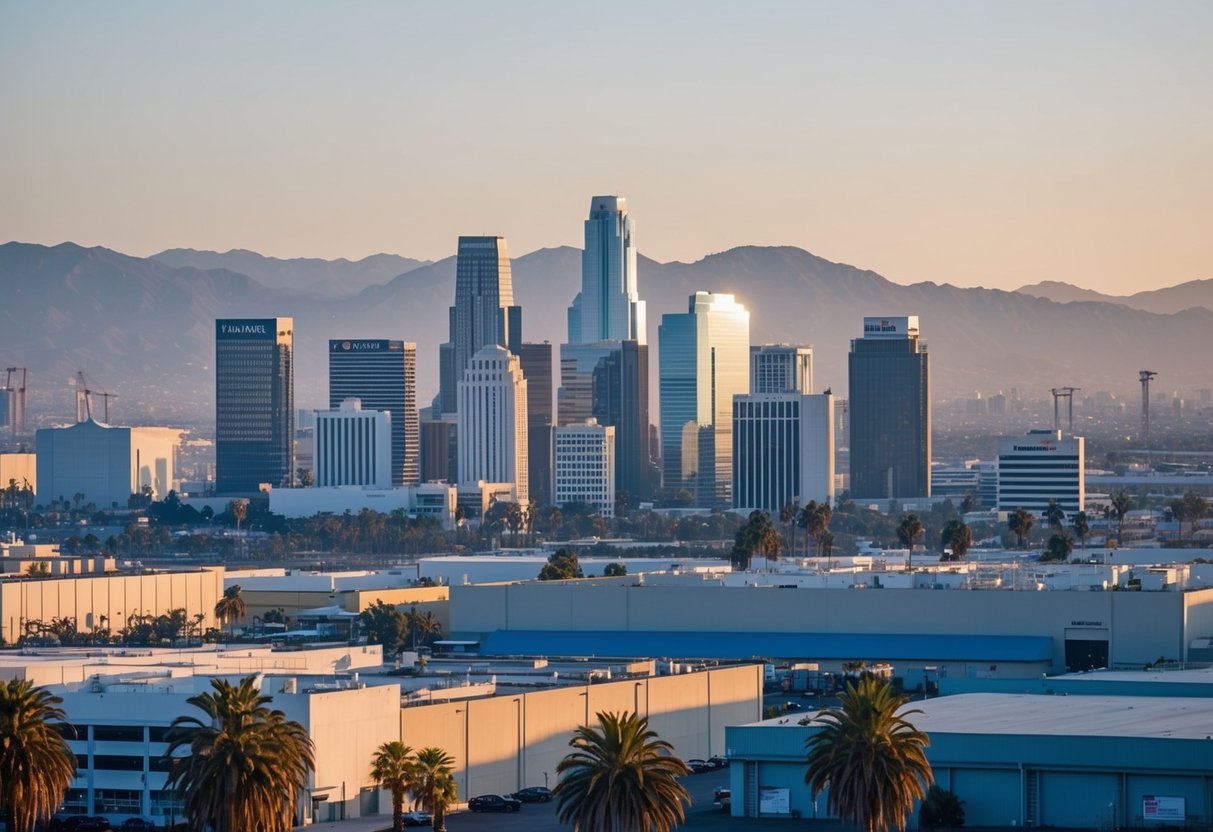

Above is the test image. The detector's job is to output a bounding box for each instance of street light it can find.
[454,706,470,798]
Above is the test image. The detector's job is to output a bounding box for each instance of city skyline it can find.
[3,3,1211,295]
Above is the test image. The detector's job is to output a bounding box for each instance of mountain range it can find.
[1,240,1209,426]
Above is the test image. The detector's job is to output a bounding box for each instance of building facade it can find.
[567,195,646,345]
[658,292,750,506]
[553,420,616,517]
[750,344,813,395]
[732,392,834,513]
[848,315,930,499]
[314,399,393,489]
[215,318,295,494]
[997,428,1085,514]
[328,339,419,486]
[457,345,529,504]
[438,237,521,417]
[517,342,554,506]
[35,420,180,509]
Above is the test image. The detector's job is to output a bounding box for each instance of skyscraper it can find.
[553,419,616,517]
[567,196,645,345]
[215,317,294,494]
[314,399,393,488]
[751,344,813,395]
[658,292,750,506]
[848,316,930,499]
[591,340,651,499]
[438,237,521,416]
[457,345,528,504]
[733,392,834,513]
[997,429,1085,514]
[517,342,554,506]
[328,339,419,486]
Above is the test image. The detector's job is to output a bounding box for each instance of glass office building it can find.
[328,339,419,486]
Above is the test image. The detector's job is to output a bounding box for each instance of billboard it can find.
[1143,796,1185,822]
[217,318,287,340]
[759,787,790,816]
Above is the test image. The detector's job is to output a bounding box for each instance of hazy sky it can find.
[2,2,1210,294]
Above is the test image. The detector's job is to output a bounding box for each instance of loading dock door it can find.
[1064,628,1109,671]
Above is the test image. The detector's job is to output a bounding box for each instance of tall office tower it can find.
[438,237,522,416]
[419,411,457,483]
[847,316,930,500]
[215,318,294,494]
[328,339,419,486]
[751,345,813,395]
[997,428,1085,515]
[553,420,616,517]
[457,345,529,504]
[314,399,393,488]
[591,341,652,498]
[567,196,646,345]
[732,392,834,514]
[658,292,750,507]
[518,342,554,506]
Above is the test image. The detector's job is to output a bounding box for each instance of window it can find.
[60,788,88,813]
[95,789,141,813]
[93,725,144,742]
[148,725,173,743]
[94,754,144,771]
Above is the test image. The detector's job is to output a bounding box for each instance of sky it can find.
[2,1,1211,295]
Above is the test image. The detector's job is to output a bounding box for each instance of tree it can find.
[555,711,691,832]
[1072,511,1090,552]
[164,676,314,832]
[405,607,443,650]
[1007,508,1035,549]
[413,746,458,832]
[805,676,933,832]
[603,562,628,577]
[939,520,972,562]
[229,498,249,535]
[1110,491,1132,543]
[1043,499,1066,531]
[799,501,834,559]
[780,500,800,558]
[370,741,417,832]
[897,513,925,571]
[0,679,77,832]
[1042,533,1074,563]
[539,548,583,581]
[360,600,408,656]
[214,584,247,636]
[732,510,782,570]
[919,785,965,830]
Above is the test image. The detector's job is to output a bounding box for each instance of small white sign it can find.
[759,787,790,815]
[1144,796,1185,822]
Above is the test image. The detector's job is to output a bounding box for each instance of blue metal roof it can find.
[477,630,1053,662]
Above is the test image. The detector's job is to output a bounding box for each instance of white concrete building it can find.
[267,482,457,527]
[554,419,615,517]
[314,398,393,488]
[750,344,812,395]
[733,392,834,513]
[997,428,1085,514]
[35,419,181,508]
[457,345,528,504]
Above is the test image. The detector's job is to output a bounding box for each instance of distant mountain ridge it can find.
[1015,278,1213,315]
[1,240,1210,425]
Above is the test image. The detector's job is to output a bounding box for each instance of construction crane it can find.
[3,367,26,436]
[74,371,116,423]
[1140,370,1158,442]
[1049,386,1081,432]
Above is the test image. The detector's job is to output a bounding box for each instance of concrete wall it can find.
[400,664,762,800]
[0,567,225,644]
[239,585,449,633]
[452,583,1213,671]
[0,452,36,494]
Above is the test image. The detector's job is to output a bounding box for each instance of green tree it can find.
[1042,533,1074,563]
[805,676,933,832]
[163,676,315,832]
[939,520,972,562]
[1110,491,1132,543]
[919,785,965,830]
[370,741,417,832]
[1071,511,1090,552]
[732,510,782,570]
[799,501,834,559]
[603,562,628,577]
[214,584,247,637]
[413,746,458,832]
[0,679,77,832]
[1008,508,1035,549]
[896,513,925,548]
[405,607,443,650]
[1043,499,1066,531]
[539,548,584,580]
[555,710,691,832]
[360,600,408,656]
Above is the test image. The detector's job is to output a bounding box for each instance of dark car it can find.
[402,810,432,827]
[119,821,157,831]
[468,794,522,813]
[510,786,553,803]
[707,755,728,769]
[686,758,712,773]
[55,818,112,832]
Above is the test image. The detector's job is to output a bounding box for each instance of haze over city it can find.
[3,1,1212,295]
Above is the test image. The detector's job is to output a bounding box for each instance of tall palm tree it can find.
[554,710,691,832]
[1008,507,1035,549]
[1072,511,1090,552]
[805,676,934,832]
[214,584,247,637]
[0,679,77,832]
[370,741,416,832]
[1110,491,1132,543]
[413,747,458,832]
[164,675,314,832]
[897,513,925,571]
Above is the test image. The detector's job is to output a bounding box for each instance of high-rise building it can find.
[567,196,646,345]
[997,428,1085,515]
[517,342,554,506]
[215,318,294,494]
[457,345,528,504]
[438,237,521,416]
[314,399,393,488]
[733,392,834,513]
[658,292,750,507]
[591,341,651,499]
[328,339,419,486]
[553,419,616,517]
[847,316,930,500]
[751,345,813,395]
[419,413,457,484]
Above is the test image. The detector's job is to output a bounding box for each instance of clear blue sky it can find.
[2,1,1210,293]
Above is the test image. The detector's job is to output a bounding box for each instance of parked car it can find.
[686,758,712,773]
[714,786,732,810]
[402,810,432,827]
[510,786,553,803]
[53,818,112,832]
[468,794,522,813]
[706,755,728,769]
[119,821,157,831]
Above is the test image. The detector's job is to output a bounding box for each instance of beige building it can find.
[0,452,36,495]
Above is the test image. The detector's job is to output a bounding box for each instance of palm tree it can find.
[554,710,691,832]
[413,746,458,832]
[1043,499,1066,531]
[0,679,77,832]
[897,513,925,571]
[805,676,934,832]
[1110,491,1132,543]
[1008,507,1035,549]
[1072,511,1090,552]
[939,520,971,562]
[370,741,417,832]
[214,584,247,637]
[164,675,314,832]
